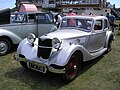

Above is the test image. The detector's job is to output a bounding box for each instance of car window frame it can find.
[103,19,109,31]
[60,18,93,32]
[94,19,103,31]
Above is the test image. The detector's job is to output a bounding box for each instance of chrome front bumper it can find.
[13,53,65,74]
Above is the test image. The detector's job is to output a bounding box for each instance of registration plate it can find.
[27,62,47,73]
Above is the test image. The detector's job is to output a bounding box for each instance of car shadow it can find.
[5,67,65,90]
[80,55,104,75]
[9,44,18,53]
[4,55,104,89]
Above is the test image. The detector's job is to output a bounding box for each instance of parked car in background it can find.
[14,15,114,82]
[0,8,57,55]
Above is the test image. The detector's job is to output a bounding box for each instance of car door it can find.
[21,13,37,39]
[86,19,106,52]
[37,13,55,37]
[5,13,23,39]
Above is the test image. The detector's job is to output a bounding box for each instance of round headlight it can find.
[27,33,36,45]
[52,38,61,49]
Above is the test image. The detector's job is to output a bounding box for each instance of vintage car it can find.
[0,8,57,55]
[14,15,114,82]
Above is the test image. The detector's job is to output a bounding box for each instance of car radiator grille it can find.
[37,38,52,59]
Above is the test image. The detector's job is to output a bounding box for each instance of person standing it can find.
[67,9,76,26]
[67,9,76,16]
[109,13,115,32]
[106,13,110,19]
[55,12,62,28]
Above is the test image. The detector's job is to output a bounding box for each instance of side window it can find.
[94,20,102,30]
[48,13,54,22]
[12,14,24,23]
[28,14,36,23]
[37,13,53,24]
[46,14,53,23]
[37,14,46,24]
[104,19,108,29]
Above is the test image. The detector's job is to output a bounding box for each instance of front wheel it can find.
[62,52,82,82]
[0,38,11,56]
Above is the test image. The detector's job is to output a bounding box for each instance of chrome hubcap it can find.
[0,41,8,53]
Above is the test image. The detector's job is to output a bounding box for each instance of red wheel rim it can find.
[65,56,79,80]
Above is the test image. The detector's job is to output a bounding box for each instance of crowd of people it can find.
[54,9,76,28]
[54,8,116,32]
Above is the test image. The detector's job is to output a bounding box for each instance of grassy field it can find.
[0,29,120,90]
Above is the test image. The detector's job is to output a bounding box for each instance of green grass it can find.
[0,30,120,90]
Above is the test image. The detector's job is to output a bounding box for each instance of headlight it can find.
[27,33,36,45]
[52,38,61,49]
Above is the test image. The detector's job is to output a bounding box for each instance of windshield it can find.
[60,18,92,31]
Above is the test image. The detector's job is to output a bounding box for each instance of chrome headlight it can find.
[52,38,61,49]
[27,33,36,45]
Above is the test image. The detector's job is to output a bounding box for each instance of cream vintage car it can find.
[14,15,114,82]
[0,8,57,55]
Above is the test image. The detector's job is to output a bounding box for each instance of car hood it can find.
[41,29,90,40]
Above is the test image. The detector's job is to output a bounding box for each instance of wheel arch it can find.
[105,31,114,48]
[73,50,83,63]
[55,45,85,66]
[0,35,14,46]
[0,29,22,44]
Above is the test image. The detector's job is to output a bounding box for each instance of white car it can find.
[14,15,114,82]
[0,8,57,55]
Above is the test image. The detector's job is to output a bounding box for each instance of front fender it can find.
[49,44,92,66]
[17,38,38,60]
[0,29,22,44]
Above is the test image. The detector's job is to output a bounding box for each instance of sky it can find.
[0,0,16,10]
[0,0,120,10]
[108,0,120,8]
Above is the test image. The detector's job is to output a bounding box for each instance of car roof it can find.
[12,11,47,15]
[62,15,108,20]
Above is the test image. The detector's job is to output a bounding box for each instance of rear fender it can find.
[0,29,22,44]
[105,31,114,48]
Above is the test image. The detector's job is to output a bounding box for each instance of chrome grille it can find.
[37,38,52,59]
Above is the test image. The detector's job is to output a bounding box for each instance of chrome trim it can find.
[13,53,65,74]
[27,61,47,73]
[48,66,65,74]
[38,45,52,48]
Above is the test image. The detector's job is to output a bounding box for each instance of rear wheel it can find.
[62,52,82,82]
[106,37,112,53]
[0,38,11,56]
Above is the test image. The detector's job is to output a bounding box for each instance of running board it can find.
[91,48,107,58]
